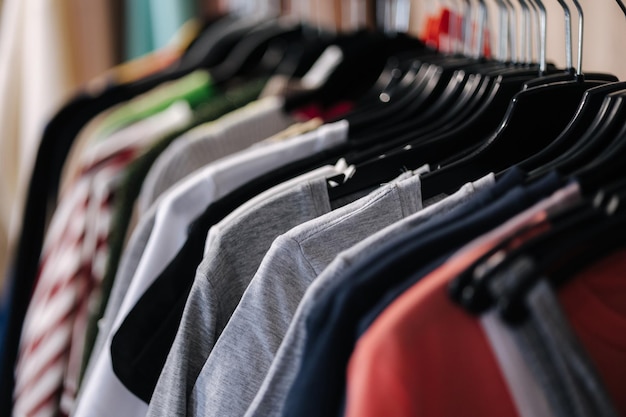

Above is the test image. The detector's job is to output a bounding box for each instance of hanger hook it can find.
[554,0,573,71]
[376,0,392,33]
[461,0,472,55]
[493,0,507,61]
[528,0,547,74]
[462,0,473,56]
[570,0,584,77]
[475,0,488,58]
[502,0,518,63]
[526,0,540,64]
[516,0,531,64]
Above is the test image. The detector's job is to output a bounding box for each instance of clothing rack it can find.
[0,1,625,417]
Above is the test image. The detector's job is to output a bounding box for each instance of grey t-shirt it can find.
[243,174,495,417]
[187,171,428,417]
[146,167,341,417]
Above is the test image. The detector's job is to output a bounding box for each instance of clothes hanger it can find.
[520,0,626,180]
[350,0,522,137]
[451,0,626,316]
[343,0,497,134]
[284,0,433,114]
[175,16,267,72]
[454,182,626,325]
[449,195,592,313]
[522,0,617,87]
[515,83,626,173]
[324,1,516,198]
[507,0,625,174]
[496,206,626,325]
[345,0,505,143]
[417,0,614,200]
[522,89,626,181]
[325,0,562,201]
[209,17,307,84]
[283,32,430,111]
[378,0,571,139]
[573,122,626,195]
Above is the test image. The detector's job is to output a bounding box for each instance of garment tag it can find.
[301,46,344,89]
[328,158,356,187]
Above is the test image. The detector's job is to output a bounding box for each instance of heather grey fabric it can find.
[243,174,495,417]
[188,171,429,417]
[513,275,619,417]
[146,167,341,417]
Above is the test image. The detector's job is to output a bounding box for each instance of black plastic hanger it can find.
[348,60,558,149]
[574,127,626,195]
[451,197,593,314]
[497,208,626,325]
[526,90,626,180]
[210,18,307,84]
[344,57,449,133]
[516,82,626,172]
[175,16,267,72]
[355,54,417,109]
[418,77,610,200]
[349,62,494,144]
[283,31,429,112]
[325,74,532,202]
[524,70,618,88]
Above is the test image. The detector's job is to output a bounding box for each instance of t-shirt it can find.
[1,48,229,413]
[73,121,349,417]
[97,133,348,412]
[144,166,357,417]
[80,78,267,386]
[280,170,563,417]
[110,164,342,402]
[244,174,496,417]
[187,170,427,417]
[344,192,626,417]
[13,101,193,417]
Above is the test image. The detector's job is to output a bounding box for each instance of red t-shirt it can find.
[346,200,626,417]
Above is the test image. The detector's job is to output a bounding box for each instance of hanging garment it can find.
[243,174,496,417]
[13,101,192,417]
[78,78,269,382]
[72,120,349,417]
[60,71,215,197]
[279,170,562,417]
[138,96,298,211]
[344,189,626,417]
[182,168,428,417]
[112,164,345,402]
